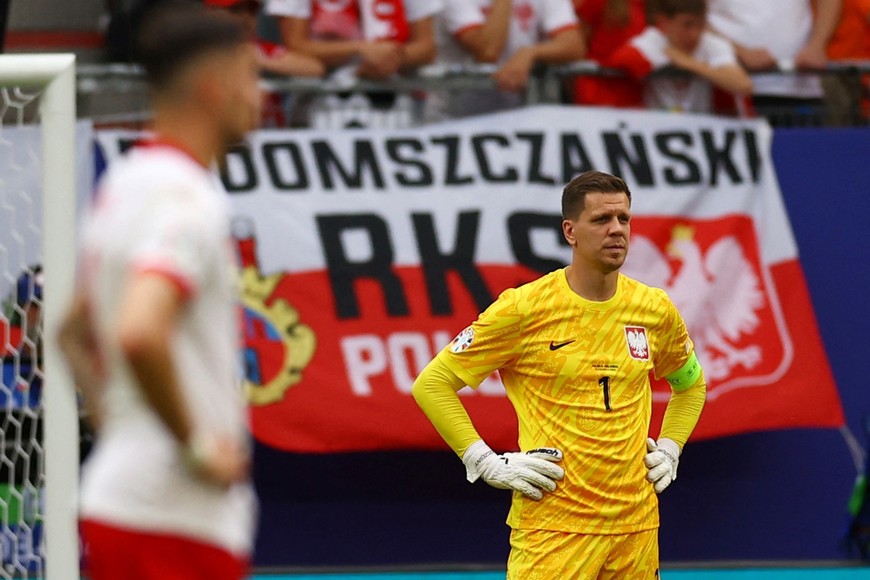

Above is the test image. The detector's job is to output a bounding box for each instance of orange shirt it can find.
[828,0,870,59]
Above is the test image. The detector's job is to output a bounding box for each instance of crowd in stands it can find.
[113,0,870,126]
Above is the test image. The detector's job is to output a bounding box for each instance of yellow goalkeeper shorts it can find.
[507,527,659,580]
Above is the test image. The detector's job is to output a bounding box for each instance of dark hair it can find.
[135,1,248,91]
[562,171,631,220]
[647,0,707,18]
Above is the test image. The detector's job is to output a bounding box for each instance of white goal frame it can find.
[0,54,79,580]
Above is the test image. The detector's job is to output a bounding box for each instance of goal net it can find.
[0,55,78,580]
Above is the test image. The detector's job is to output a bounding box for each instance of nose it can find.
[607,217,626,236]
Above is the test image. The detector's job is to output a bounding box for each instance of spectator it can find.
[206,0,324,126]
[571,0,647,107]
[608,0,751,114]
[706,0,842,126]
[266,0,439,78]
[206,0,325,77]
[824,0,870,124]
[430,0,585,120]
[265,0,442,127]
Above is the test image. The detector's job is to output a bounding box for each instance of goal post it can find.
[0,54,79,579]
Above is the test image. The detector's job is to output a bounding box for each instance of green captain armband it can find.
[665,351,702,392]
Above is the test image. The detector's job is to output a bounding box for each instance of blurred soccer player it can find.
[412,171,707,579]
[57,3,261,579]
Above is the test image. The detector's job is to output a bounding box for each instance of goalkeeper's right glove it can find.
[462,440,564,501]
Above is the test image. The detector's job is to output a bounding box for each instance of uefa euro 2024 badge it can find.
[450,326,475,353]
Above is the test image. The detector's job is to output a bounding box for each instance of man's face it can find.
[658,13,706,53]
[563,191,631,274]
[215,43,261,145]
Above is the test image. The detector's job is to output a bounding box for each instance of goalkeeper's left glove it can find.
[644,437,680,494]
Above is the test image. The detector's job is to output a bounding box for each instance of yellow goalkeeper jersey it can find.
[440,268,693,535]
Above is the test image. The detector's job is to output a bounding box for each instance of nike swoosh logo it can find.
[549,340,575,351]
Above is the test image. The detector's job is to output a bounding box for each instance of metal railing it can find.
[75,60,870,128]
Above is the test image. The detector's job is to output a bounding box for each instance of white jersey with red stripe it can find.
[425,0,577,121]
[619,26,738,113]
[265,0,442,37]
[436,0,578,67]
[77,142,256,557]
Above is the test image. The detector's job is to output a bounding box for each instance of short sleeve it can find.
[540,0,580,36]
[404,0,444,22]
[652,295,694,380]
[441,0,486,36]
[128,195,215,301]
[439,288,523,388]
[701,32,738,69]
[627,27,668,70]
[609,41,654,79]
[265,0,310,18]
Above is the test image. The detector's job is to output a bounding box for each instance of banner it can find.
[95,105,843,453]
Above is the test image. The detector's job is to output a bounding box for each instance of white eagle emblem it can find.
[621,226,765,381]
[625,326,649,360]
[449,326,475,353]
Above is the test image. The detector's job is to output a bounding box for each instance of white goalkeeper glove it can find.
[462,440,564,501]
[644,437,680,494]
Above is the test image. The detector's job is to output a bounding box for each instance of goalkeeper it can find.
[412,171,706,579]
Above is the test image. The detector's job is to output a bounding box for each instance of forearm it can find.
[300,39,367,67]
[261,52,326,77]
[278,19,364,67]
[411,354,481,458]
[58,293,105,429]
[659,376,707,448]
[807,0,842,51]
[526,28,585,65]
[465,0,513,63]
[400,17,437,70]
[683,61,753,95]
[400,38,436,69]
[122,336,194,445]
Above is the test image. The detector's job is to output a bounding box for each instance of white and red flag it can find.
[96,106,843,452]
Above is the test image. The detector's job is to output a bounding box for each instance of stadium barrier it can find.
[75,60,870,129]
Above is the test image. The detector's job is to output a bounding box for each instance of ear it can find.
[562,219,577,247]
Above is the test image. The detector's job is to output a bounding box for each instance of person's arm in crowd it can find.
[731,43,776,70]
[260,49,326,77]
[278,16,403,75]
[706,23,777,70]
[454,0,513,63]
[399,16,438,70]
[493,26,586,91]
[796,0,842,68]
[665,45,753,95]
